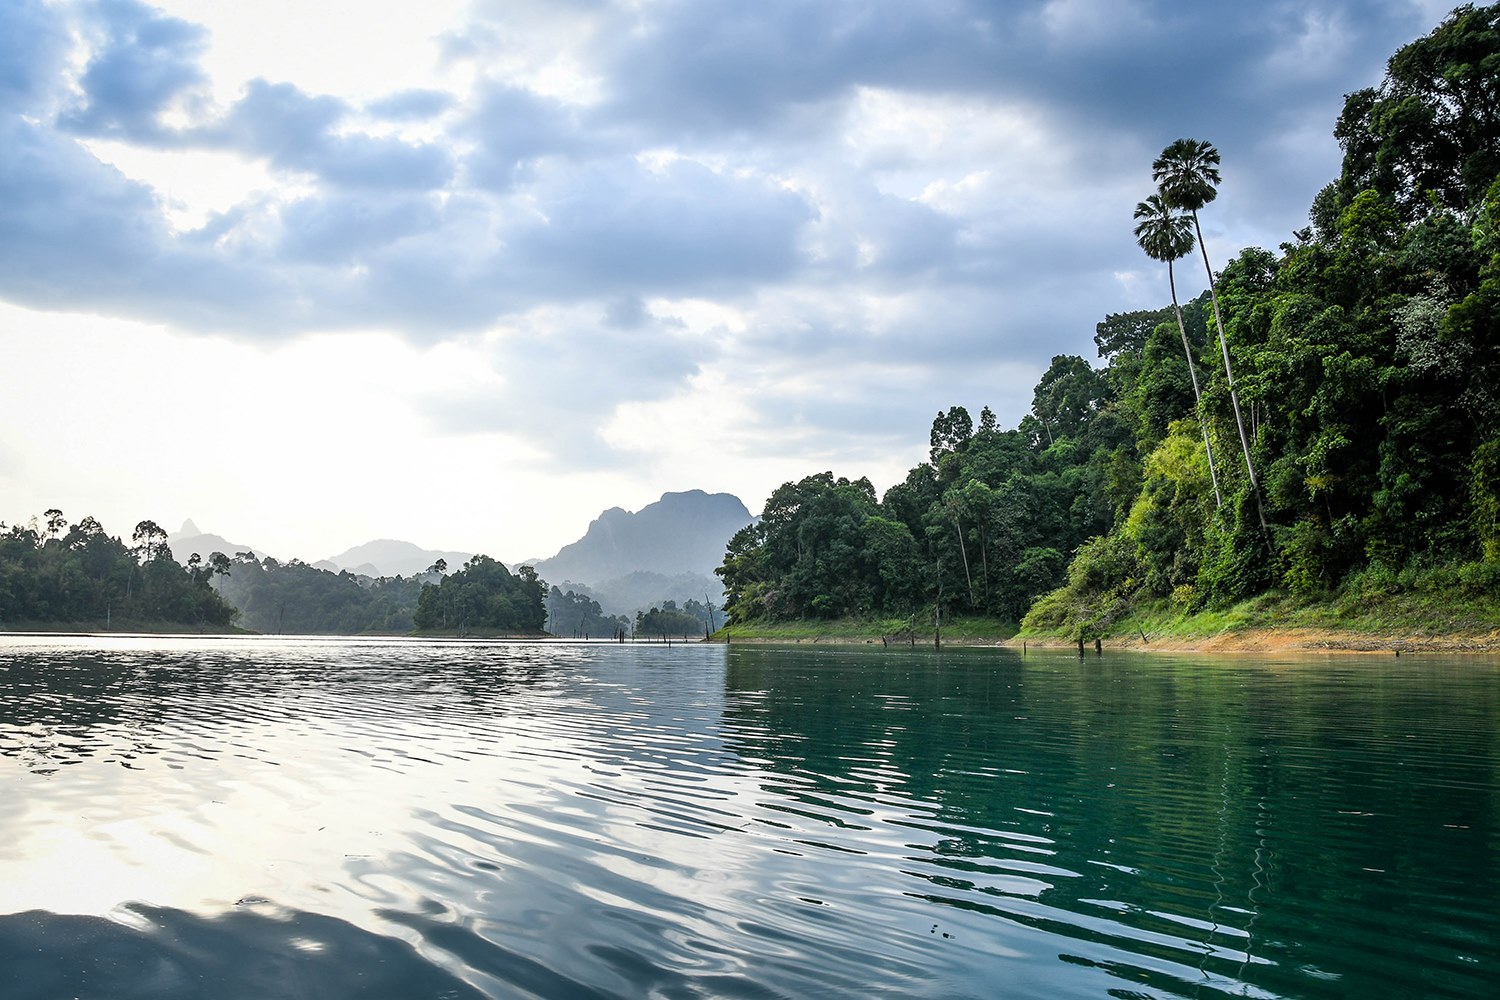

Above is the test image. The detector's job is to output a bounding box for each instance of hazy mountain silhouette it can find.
[532,491,753,588]
[558,570,726,618]
[322,539,473,579]
[168,520,271,564]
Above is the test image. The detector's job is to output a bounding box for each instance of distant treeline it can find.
[719,6,1500,633]
[214,552,427,634]
[1,512,713,638]
[0,514,234,627]
[219,552,549,634]
[0,515,549,635]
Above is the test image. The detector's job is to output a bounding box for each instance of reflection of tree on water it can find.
[0,642,570,775]
[721,647,1500,999]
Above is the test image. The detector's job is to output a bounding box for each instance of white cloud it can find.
[79,138,302,230]
[149,0,471,104]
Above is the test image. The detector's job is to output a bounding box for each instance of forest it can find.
[0,513,235,627]
[0,514,550,635]
[0,512,698,637]
[718,6,1500,637]
[212,552,429,634]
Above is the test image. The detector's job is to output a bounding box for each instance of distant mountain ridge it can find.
[168,520,271,564]
[169,521,471,579]
[168,489,751,600]
[531,490,754,587]
[322,539,473,579]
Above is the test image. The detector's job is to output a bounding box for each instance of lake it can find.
[1,635,1497,998]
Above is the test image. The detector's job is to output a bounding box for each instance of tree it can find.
[1031,355,1105,445]
[132,520,169,562]
[1152,138,1270,540]
[929,406,974,464]
[1094,307,1174,359]
[208,551,231,595]
[1336,4,1500,219]
[1134,193,1223,508]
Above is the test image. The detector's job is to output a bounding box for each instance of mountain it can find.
[531,490,754,588]
[168,520,270,564]
[322,539,473,579]
[564,570,727,618]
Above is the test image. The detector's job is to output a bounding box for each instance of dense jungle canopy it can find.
[718,5,1500,634]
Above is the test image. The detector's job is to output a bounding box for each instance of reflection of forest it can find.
[720,647,1500,998]
[0,642,567,774]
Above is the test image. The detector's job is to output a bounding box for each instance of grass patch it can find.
[1016,559,1500,645]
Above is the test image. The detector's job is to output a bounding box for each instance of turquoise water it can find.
[1,635,1497,998]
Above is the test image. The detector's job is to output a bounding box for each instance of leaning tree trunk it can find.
[1169,259,1223,508]
[953,521,975,607]
[1192,212,1272,544]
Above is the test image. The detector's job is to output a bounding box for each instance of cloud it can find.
[0,119,268,321]
[0,0,1459,485]
[416,302,716,466]
[0,0,75,115]
[506,156,817,296]
[209,80,455,190]
[364,89,455,121]
[59,0,211,140]
[277,191,445,264]
[462,83,593,191]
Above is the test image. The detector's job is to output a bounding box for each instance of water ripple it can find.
[3,635,1499,997]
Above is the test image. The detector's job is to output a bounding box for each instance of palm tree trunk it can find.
[1192,212,1272,543]
[1169,260,1223,508]
[954,521,975,606]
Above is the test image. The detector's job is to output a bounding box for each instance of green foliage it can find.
[720,11,1500,638]
[413,556,546,633]
[634,599,716,637]
[215,555,425,634]
[1473,438,1500,560]
[546,586,629,638]
[1335,4,1500,219]
[720,366,1120,629]
[0,512,235,627]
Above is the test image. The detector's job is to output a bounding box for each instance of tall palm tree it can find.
[1133,193,1223,508]
[1153,138,1270,540]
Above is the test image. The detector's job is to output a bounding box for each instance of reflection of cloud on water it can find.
[0,903,488,1000]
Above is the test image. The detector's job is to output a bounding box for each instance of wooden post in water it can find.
[1094,638,1102,656]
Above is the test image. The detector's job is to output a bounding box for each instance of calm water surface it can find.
[1,635,1498,998]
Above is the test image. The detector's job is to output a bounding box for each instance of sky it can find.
[0,0,1458,564]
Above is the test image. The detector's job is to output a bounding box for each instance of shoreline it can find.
[719,625,1500,654]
